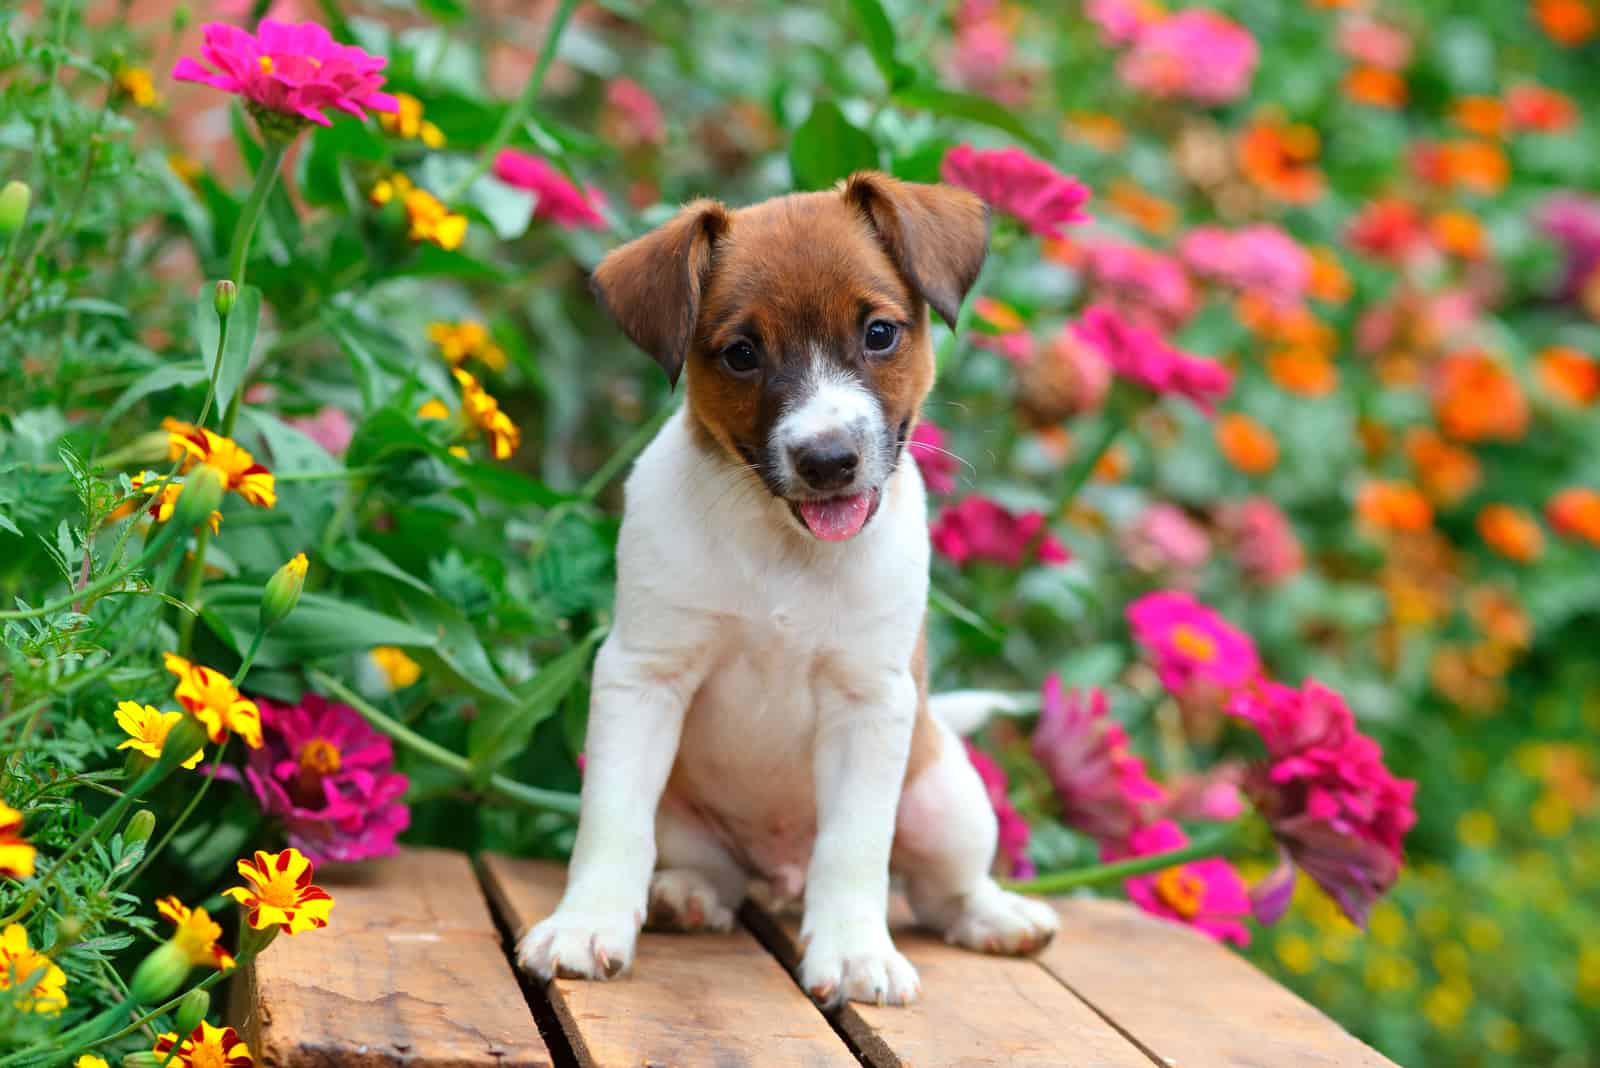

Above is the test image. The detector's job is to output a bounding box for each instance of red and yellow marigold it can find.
[169,427,276,509]
[0,803,34,880]
[224,848,335,934]
[115,701,205,769]
[164,654,263,749]
[153,1022,255,1068]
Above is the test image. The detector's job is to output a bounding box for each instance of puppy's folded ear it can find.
[591,199,731,386]
[844,172,990,327]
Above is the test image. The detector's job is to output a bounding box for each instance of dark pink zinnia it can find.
[930,495,1070,568]
[964,742,1035,879]
[493,150,608,230]
[1105,819,1252,945]
[1070,304,1232,414]
[909,421,959,495]
[1030,678,1162,843]
[940,145,1091,239]
[1126,590,1261,699]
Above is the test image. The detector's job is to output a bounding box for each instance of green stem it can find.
[194,293,233,431]
[1005,823,1242,897]
[0,520,182,621]
[174,525,213,656]
[579,403,674,502]
[1056,414,1125,509]
[227,138,287,293]
[307,670,580,816]
[444,0,580,205]
[123,742,230,889]
[231,631,266,688]
[273,465,385,483]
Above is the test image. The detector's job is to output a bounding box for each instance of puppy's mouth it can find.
[788,488,882,542]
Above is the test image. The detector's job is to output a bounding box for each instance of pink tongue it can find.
[799,493,873,541]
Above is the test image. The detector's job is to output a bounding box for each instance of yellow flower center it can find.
[1170,623,1217,663]
[1154,867,1206,919]
[172,911,221,966]
[300,738,342,777]
[258,55,273,74]
[256,868,305,911]
[189,1038,228,1068]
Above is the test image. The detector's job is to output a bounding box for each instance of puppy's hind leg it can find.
[647,797,746,933]
[893,718,1058,956]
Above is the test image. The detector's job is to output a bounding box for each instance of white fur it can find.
[771,356,887,495]
[517,407,1056,1004]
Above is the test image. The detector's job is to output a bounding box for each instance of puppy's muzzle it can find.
[790,432,861,495]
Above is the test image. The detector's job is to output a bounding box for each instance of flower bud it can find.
[0,181,29,235]
[123,1053,166,1068]
[129,940,191,1004]
[51,915,86,951]
[173,987,211,1035]
[124,809,157,846]
[214,280,237,318]
[259,552,308,630]
[171,465,225,531]
[153,715,210,778]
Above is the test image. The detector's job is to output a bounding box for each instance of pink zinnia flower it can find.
[1085,0,1151,46]
[1536,193,1600,303]
[1106,820,1252,945]
[909,421,959,495]
[243,694,410,863]
[1030,678,1162,842]
[1127,590,1260,699]
[172,20,397,128]
[1081,240,1195,328]
[1158,764,1246,823]
[1337,18,1413,70]
[287,406,354,456]
[964,742,1035,879]
[940,145,1091,240]
[1117,10,1258,106]
[492,149,608,230]
[1121,502,1212,577]
[605,78,665,147]
[1229,680,1417,927]
[1071,304,1232,414]
[1178,224,1311,308]
[930,495,1070,568]
[1217,498,1303,586]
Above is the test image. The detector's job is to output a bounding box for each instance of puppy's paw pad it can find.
[945,886,1058,956]
[800,939,920,1007]
[516,911,640,982]
[647,869,734,933]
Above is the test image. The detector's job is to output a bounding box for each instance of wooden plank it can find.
[744,900,1153,1068]
[233,847,551,1068]
[1039,898,1398,1068]
[479,854,859,1068]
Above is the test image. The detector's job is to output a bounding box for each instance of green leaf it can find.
[200,587,436,666]
[302,113,390,207]
[467,628,605,779]
[324,540,437,596]
[191,283,262,417]
[392,593,517,704]
[847,0,911,89]
[789,99,879,191]
[106,361,208,423]
[891,84,1050,155]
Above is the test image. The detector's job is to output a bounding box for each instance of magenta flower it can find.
[286,406,354,456]
[1121,502,1212,577]
[1030,678,1162,843]
[244,694,410,863]
[1106,820,1252,945]
[605,78,665,147]
[1071,304,1232,414]
[172,20,397,128]
[1081,240,1195,328]
[1229,680,1417,927]
[930,495,1070,568]
[964,742,1035,879]
[1535,193,1600,303]
[1127,590,1260,700]
[1178,224,1311,308]
[1085,0,1150,45]
[1217,497,1303,586]
[909,422,959,495]
[1117,10,1258,106]
[493,150,608,230]
[940,145,1091,240]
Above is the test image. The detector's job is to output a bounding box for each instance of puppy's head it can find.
[593,172,988,541]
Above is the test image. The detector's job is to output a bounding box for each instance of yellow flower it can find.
[369,172,411,206]
[164,654,263,749]
[428,320,506,372]
[75,1057,111,1068]
[452,368,521,460]
[369,646,421,690]
[156,897,237,971]
[1274,932,1315,975]
[1456,809,1497,849]
[0,923,67,1014]
[153,1022,255,1068]
[1368,901,1407,948]
[223,849,334,935]
[114,701,204,770]
[0,803,35,880]
[168,427,276,509]
[1422,981,1471,1032]
[416,399,451,421]
[116,67,160,108]
[379,92,445,147]
[404,187,468,250]
[131,472,223,534]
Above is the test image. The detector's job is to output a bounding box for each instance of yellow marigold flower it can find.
[1422,981,1471,1032]
[379,92,445,147]
[452,368,521,460]
[75,1057,111,1068]
[0,923,67,1014]
[115,701,205,770]
[156,897,237,971]
[168,427,276,509]
[416,399,451,421]
[369,646,421,690]
[0,802,34,880]
[404,186,468,250]
[116,66,160,108]
[130,472,223,534]
[224,849,334,935]
[164,654,263,749]
[153,1022,254,1068]
[369,171,411,207]
[428,320,506,372]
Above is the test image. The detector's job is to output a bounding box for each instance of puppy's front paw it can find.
[516,909,642,982]
[798,923,920,1008]
[944,883,1058,956]
[647,869,735,933]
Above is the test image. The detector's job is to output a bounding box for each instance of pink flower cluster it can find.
[1178,224,1312,307]
[1116,9,1259,106]
[941,145,1092,240]
[1081,240,1196,328]
[965,742,1036,879]
[1217,498,1304,586]
[1071,304,1233,413]
[930,495,1070,568]
[1107,820,1253,944]
[909,421,959,495]
[493,150,608,230]
[173,20,397,127]
[1121,502,1212,578]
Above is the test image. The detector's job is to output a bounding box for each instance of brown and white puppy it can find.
[517,173,1057,1007]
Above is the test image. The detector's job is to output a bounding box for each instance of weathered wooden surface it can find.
[480,854,858,1068]
[1040,897,1400,1068]
[232,848,551,1068]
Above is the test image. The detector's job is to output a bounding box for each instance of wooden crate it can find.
[231,847,1397,1068]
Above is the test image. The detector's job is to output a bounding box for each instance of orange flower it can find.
[0,803,34,880]
[164,653,263,749]
[1344,66,1407,109]
[1507,84,1577,132]
[452,368,522,460]
[1536,346,1600,406]
[156,897,237,971]
[1452,96,1507,139]
[129,472,223,535]
[974,297,1026,333]
[224,848,334,934]
[1358,480,1433,532]
[1432,140,1510,195]
[1094,443,1129,483]
[1548,487,1600,545]
[1431,211,1487,260]
[1106,179,1176,235]
[1534,0,1597,46]
[1215,413,1279,475]
[1239,115,1323,203]
[168,427,275,509]
[153,1023,254,1068]
[1432,352,1527,443]
[1477,504,1544,562]
[1062,112,1126,153]
[1308,246,1351,304]
[1467,585,1532,650]
[1405,428,1481,505]
[1267,348,1338,397]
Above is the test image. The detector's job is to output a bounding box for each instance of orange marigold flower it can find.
[1432,140,1510,195]
[1534,0,1597,46]
[1239,114,1323,203]
[114,701,205,770]
[1507,84,1577,132]
[168,427,276,509]
[1548,487,1600,545]
[1432,352,1527,443]
[452,368,522,460]
[1358,480,1433,532]
[224,848,334,935]
[153,1022,254,1068]
[1467,585,1532,650]
[164,653,263,749]
[1536,346,1600,406]
[1452,96,1507,139]
[379,91,445,147]
[1063,111,1126,153]
[156,897,237,971]
[0,803,34,880]
[1308,246,1352,304]
[130,472,222,535]
[1344,66,1408,109]
[1106,179,1177,235]
[1405,428,1481,506]
[1267,348,1339,396]
[1477,504,1544,562]
[1215,413,1279,474]
[1431,211,1487,260]
[427,320,506,372]
[369,646,422,690]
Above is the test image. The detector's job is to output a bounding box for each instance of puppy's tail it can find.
[928,690,1034,736]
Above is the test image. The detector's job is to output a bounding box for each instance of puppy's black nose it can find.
[791,437,860,493]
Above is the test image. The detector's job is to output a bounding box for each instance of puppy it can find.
[517,172,1058,1007]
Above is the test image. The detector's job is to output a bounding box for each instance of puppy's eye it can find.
[864,319,900,355]
[721,339,760,376]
